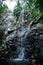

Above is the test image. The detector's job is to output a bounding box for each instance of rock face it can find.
[0,9,43,65]
[0,24,43,65]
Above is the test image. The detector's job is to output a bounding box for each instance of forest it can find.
[0,0,43,65]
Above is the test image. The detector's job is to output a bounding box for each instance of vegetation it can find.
[13,0,22,20]
[13,0,43,23]
[0,0,43,65]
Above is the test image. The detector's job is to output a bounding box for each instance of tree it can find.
[35,0,43,14]
[13,0,22,20]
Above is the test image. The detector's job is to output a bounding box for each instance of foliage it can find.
[36,0,43,8]
[24,0,41,18]
[13,0,42,21]
[13,0,22,16]
[0,4,8,18]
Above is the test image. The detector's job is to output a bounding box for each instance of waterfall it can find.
[18,10,24,27]
[14,10,32,61]
[9,10,37,62]
[18,48,24,59]
[14,10,25,61]
[15,47,25,61]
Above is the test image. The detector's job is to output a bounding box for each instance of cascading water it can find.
[18,47,24,59]
[9,10,37,62]
[14,10,25,61]
[14,47,25,61]
[19,10,24,25]
[13,10,33,61]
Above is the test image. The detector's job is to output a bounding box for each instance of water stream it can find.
[9,10,37,61]
[14,10,25,61]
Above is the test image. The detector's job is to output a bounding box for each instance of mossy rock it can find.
[0,25,6,45]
